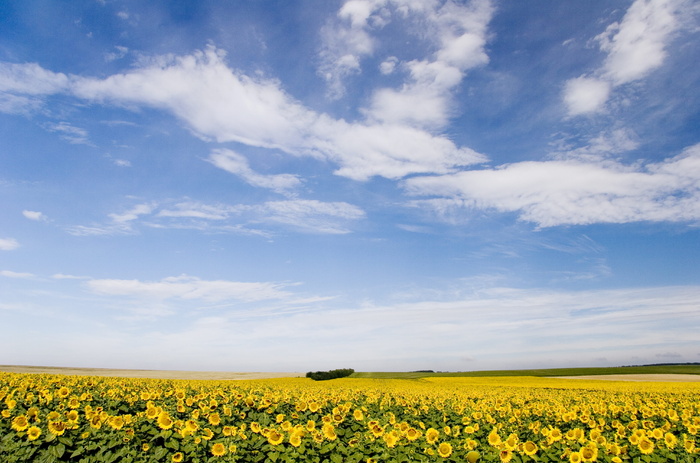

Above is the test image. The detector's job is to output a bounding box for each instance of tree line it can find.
[305,368,354,381]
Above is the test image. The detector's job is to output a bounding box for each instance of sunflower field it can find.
[1,372,699,463]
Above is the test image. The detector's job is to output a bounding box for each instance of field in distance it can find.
[2,363,700,381]
[352,364,700,380]
[0,365,303,380]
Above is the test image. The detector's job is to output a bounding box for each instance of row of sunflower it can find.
[1,372,699,462]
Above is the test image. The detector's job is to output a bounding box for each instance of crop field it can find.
[1,372,699,463]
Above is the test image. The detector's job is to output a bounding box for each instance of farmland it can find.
[2,368,700,462]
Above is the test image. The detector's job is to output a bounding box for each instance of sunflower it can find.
[157,412,174,430]
[466,450,480,463]
[437,442,453,458]
[383,431,399,448]
[109,416,125,430]
[488,430,502,447]
[638,437,654,455]
[426,428,440,444]
[11,415,29,432]
[267,430,284,445]
[322,423,337,441]
[353,409,364,421]
[146,406,159,419]
[405,427,421,441]
[568,451,582,463]
[27,426,42,441]
[172,452,184,462]
[580,445,597,462]
[208,413,221,426]
[664,432,678,449]
[499,449,513,463]
[290,433,302,447]
[211,442,226,457]
[48,421,67,436]
[522,441,538,456]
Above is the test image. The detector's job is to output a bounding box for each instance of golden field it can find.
[1,372,699,462]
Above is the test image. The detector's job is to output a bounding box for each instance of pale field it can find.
[555,374,700,382]
[0,365,302,380]
[2,365,699,382]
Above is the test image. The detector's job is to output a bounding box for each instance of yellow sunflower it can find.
[157,412,174,430]
[267,430,284,446]
[426,428,439,444]
[499,449,513,463]
[211,442,226,457]
[48,421,67,436]
[437,442,453,458]
[638,437,654,455]
[27,426,42,441]
[11,416,29,432]
[290,433,302,447]
[522,441,538,456]
[322,423,337,441]
[172,452,184,462]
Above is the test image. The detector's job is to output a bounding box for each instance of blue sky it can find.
[1,0,699,372]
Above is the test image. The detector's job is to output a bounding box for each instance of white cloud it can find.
[597,0,685,85]
[207,148,301,194]
[0,46,487,181]
[379,56,398,75]
[0,62,70,95]
[52,273,90,280]
[87,274,293,303]
[405,142,700,227]
[317,0,384,99]
[361,0,494,129]
[105,45,129,62]
[318,119,486,180]
[113,159,131,167]
[22,210,47,221]
[0,238,20,251]
[44,122,91,145]
[259,199,366,234]
[563,0,688,115]
[106,283,700,370]
[0,93,43,115]
[69,198,366,236]
[563,77,611,116]
[1,270,34,279]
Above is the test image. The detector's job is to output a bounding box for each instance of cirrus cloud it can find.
[405,142,700,227]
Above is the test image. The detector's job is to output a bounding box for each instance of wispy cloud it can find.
[87,274,294,303]
[1,22,488,181]
[0,238,20,251]
[207,149,302,194]
[0,270,35,279]
[23,210,48,221]
[405,142,700,227]
[563,0,689,115]
[44,122,92,145]
[88,283,700,370]
[68,198,366,236]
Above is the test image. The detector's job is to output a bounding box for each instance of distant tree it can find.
[305,368,354,381]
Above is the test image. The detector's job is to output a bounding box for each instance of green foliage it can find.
[305,368,355,381]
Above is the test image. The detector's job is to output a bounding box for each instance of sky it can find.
[1,0,699,373]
